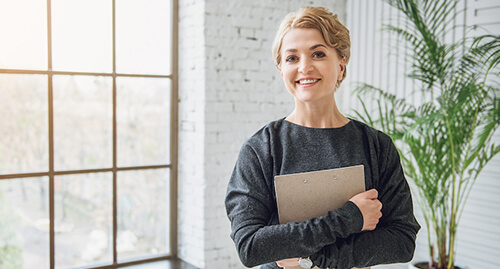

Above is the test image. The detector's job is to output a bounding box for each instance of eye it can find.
[285,55,298,62]
[312,51,326,58]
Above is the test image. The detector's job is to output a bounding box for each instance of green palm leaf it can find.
[353,1,500,268]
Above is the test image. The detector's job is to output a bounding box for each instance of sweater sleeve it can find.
[310,136,421,269]
[225,141,364,268]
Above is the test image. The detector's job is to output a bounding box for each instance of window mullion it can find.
[111,0,118,265]
[46,0,55,268]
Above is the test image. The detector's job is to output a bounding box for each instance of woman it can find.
[225,6,420,269]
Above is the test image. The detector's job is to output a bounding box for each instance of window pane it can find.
[117,77,171,167]
[51,0,112,73]
[0,0,47,70]
[0,177,49,269]
[116,0,171,75]
[54,173,112,268]
[53,75,112,170]
[118,169,170,261]
[0,74,48,174]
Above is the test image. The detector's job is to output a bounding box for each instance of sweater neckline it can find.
[281,117,353,130]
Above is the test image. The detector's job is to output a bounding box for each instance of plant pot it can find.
[408,262,469,269]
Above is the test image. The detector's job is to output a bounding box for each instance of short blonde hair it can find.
[272,6,351,85]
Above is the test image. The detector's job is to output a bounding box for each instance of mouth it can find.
[296,78,321,85]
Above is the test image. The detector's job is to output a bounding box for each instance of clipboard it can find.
[274,164,365,224]
[274,164,366,269]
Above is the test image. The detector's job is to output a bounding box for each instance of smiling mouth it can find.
[297,79,320,85]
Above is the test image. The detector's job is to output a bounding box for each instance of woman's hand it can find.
[349,189,382,231]
[276,258,299,268]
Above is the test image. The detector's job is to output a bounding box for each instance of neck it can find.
[286,98,349,128]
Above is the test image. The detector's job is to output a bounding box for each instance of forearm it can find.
[311,220,419,269]
[230,201,363,267]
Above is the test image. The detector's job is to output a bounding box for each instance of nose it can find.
[298,58,314,74]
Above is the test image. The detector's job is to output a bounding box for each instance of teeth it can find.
[298,79,319,85]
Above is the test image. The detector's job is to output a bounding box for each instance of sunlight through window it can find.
[0,1,176,268]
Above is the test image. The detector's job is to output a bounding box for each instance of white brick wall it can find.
[178,0,206,267]
[178,0,347,268]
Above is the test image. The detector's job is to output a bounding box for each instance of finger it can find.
[365,188,378,199]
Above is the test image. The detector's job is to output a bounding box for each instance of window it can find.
[0,0,178,268]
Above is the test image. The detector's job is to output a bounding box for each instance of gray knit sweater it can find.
[225,118,420,269]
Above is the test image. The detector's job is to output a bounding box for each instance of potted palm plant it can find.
[352,0,500,269]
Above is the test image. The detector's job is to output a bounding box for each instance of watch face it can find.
[299,258,313,268]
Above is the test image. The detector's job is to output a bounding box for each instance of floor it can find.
[122,259,199,269]
[120,259,405,269]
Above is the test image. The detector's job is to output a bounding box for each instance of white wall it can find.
[178,1,347,268]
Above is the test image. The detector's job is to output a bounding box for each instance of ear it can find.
[278,66,283,78]
[337,57,346,81]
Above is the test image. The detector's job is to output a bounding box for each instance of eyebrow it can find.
[284,44,327,53]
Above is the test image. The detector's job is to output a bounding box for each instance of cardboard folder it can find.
[274,164,366,269]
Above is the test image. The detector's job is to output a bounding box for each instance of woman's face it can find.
[279,28,345,105]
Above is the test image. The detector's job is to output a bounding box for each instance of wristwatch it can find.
[298,257,313,268]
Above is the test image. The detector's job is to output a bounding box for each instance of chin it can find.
[296,93,329,103]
